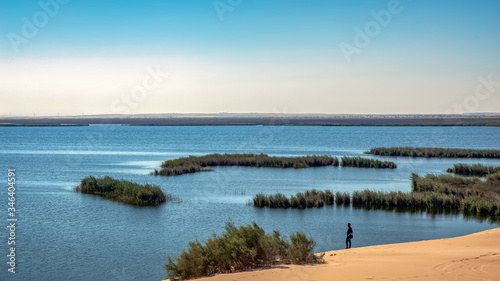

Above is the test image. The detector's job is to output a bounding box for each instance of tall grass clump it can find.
[154,153,339,176]
[410,173,479,196]
[252,172,500,220]
[341,156,397,169]
[335,192,351,205]
[351,190,461,210]
[254,189,334,209]
[446,163,500,177]
[365,147,500,159]
[164,222,321,280]
[75,176,169,206]
[462,197,500,217]
[409,173,500,217]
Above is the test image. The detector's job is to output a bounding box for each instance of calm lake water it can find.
[1,125,500,281]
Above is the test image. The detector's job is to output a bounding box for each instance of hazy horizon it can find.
[2,112,500,118]
[1,0,499,116]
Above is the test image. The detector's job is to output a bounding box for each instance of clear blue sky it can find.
[1,0,499,115]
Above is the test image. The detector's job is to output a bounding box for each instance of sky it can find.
[1,0,499,116]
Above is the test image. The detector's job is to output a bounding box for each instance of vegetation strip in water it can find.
[446,163,500,176]
[164,222,322,280]
[254,189,335,208]
[153,153,399,176]
[75,176,170,206]
[365,147,500,159]
[341,156,397,168]
[253,190,352,209]
[253,173,500,220]
[153,153,339,176]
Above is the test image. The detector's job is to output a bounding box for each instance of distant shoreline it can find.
[1,113,500,127]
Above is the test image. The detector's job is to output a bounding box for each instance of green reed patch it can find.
[446,163,500,177]
[350,173,500,219]
[341,156,397,169]
[253,172,500,221]
[365,147,500,159]
[253,189,334,209]
[335,191,351,205]
[75,176,170,206]
[154,153,339,176]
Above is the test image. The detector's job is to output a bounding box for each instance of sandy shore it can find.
[168,228,500,281]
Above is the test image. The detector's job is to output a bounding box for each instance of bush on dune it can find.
[165,222,321,280]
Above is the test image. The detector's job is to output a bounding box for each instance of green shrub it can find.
[282,232,319,264]
[165,222,320,280]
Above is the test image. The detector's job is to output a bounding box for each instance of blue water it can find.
[1,125,499,281]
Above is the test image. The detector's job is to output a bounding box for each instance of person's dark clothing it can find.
[346,226,353,248]
[347,226,353,237]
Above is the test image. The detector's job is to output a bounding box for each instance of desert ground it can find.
[170,228,500,281]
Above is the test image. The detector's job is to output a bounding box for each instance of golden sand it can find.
[168,228,500,281]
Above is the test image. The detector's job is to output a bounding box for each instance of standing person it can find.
[346,223,353,249]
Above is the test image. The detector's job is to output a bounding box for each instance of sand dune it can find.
[172,228,500,281]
